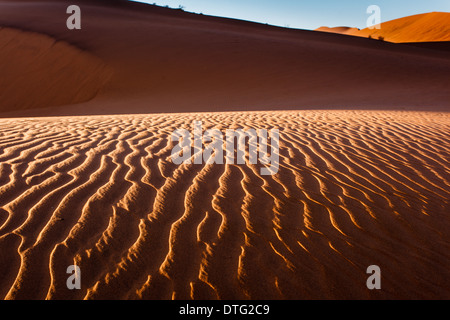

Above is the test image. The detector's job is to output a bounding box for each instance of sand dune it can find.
[0,110,449,300]
[315,26,360,35]
[317,12,450,43]
[0,27,112,112]
[0,1,449,117]
[357,12,450,43]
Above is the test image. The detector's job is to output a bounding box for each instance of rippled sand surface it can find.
[0,110,448,300]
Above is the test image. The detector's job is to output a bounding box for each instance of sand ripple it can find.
[0,110,449,299]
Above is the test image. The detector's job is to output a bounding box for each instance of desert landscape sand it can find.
[317,11,450,43]
[0,110,449,300]
[0,0,449,300]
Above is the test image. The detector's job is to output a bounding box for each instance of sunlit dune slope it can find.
[317,12,450,43]
[315,26,360,35]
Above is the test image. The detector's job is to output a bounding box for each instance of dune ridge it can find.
[0,110,449,300]
[0,1,449,117]
[317,12,450,43]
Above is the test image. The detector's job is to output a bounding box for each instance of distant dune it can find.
[315,26,360,35]
[0,27,112,112]
[0,0,449,301]
[317,12,450,43]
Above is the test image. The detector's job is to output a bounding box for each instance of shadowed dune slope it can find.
[357,12,450,43]
[0,1,449,116]
[315,26,360,35]
[0,110,449,300]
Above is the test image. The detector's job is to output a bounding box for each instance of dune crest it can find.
[0,2,449,117]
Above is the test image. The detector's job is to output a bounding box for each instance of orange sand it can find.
[0,0,449,300]
[317,12,450,43]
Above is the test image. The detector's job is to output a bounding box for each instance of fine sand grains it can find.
[0,27,112,113]
[0,110,448,299]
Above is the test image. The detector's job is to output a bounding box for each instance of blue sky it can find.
[131,0,450,30]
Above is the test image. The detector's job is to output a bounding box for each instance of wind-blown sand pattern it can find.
[0,110,449,300]
[317,12,450,43]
